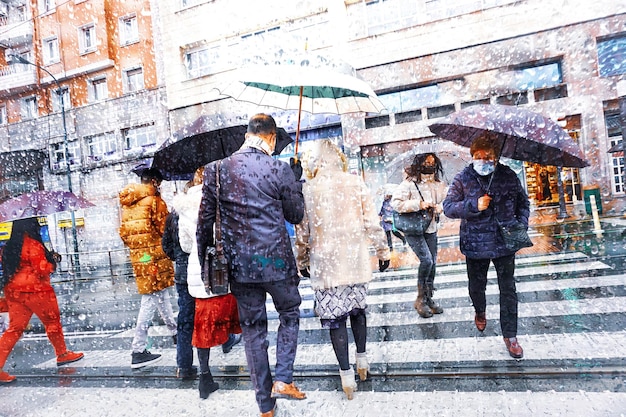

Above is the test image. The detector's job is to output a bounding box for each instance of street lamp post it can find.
[10,55,81,270]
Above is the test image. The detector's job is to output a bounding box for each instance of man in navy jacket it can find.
[197,114,305,417]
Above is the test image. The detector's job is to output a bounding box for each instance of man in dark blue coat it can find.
[443,135,530,359]
[197,114,305,417]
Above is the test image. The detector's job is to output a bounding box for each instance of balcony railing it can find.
[0,15,32,45]
[0,64,37,91]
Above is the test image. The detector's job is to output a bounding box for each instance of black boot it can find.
[199,372,219,399]
[414,285,433,318]
[426,285,444,314]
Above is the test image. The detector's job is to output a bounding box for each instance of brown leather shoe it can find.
[260,410,275,417]
[271,381,307,400]
[504,337,524,359]
[474,312,487,332]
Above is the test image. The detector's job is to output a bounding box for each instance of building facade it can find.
[0,0,169,257]
[0,0,624,258]
[157,0,625,214]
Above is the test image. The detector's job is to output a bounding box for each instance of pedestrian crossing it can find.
[10,250,626,416]
[28,250,623,367]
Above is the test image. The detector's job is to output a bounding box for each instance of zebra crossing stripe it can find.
[290,274,623,312]
[33,329,626,369]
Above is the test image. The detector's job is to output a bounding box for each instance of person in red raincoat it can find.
[0,217,84,383]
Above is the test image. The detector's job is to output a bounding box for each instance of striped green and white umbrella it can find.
[215,65,384,115]
[214,65,385,154]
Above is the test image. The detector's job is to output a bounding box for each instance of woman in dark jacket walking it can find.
[443,136,530,359]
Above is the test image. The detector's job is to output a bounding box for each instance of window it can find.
[40,0,55,14]
[511,62,562,91]
[89,77,108,102]
[395,110,422,124]
[0,105,6,125]
[606,114,624,194]
[42,37,59,64]
[21,96,37,119]
[86,132,118,163]
[119,15,138,46]
[51,141,81,171]
[378,84,442,114]
[597,35,626,77]
[124,67,144,93]
[123,125,157,155]
[184,48,212,78]
[51,87,70,112]
[181,0,206,8]
[79,23,96,53]
[365,115,390,129]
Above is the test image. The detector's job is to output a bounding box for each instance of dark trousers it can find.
[466,254,518,338]
[405,232,438,287]
[385,230,406,249]
[175,283,195,371]
[230,276,301,414]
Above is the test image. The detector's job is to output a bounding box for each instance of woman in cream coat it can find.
[295,140,390,400]
[391,153,448,318]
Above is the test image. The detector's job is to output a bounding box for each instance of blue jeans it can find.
[175,283,195,371]
[405,232,438,288]
[230,276,301,414]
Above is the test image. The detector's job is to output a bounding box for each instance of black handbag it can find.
[393,209,433,235]
[497,219,533,252]
[392,182,433,235]
[202,160,230,295]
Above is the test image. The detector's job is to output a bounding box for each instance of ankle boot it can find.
[339,367,357,400]
[426,286,443,314]
[355,352,369,381]
[414,285,433,318]
[198,372,219,399]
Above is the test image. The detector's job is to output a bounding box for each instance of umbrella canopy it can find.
[215,65,385,115]
[213,64,384,155]
[151,123,293,181]
[608,142,623,154]
[428,104,589,168]
[0,190,95,223]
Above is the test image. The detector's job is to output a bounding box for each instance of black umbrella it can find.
[608,142,623,154]
[151,123,293,181]
[429,104,589,168]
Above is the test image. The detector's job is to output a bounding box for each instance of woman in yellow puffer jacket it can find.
[118,168,177,368]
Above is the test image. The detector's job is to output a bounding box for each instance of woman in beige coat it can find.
[391,153,448,318]
[295,140,390,400]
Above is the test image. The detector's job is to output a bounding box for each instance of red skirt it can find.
[192,293,242,349]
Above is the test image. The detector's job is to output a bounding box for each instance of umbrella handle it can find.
[295,85,304,157]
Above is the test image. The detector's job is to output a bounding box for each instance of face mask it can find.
[421,165,436,175]
[473,160,495,176]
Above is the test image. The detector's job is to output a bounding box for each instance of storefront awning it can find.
[0,150,47,177]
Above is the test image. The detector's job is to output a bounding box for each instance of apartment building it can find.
[157,0,625,214]
[0,0,624,257]
[0,0,168,255]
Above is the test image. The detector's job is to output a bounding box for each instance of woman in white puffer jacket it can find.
[172,167,241,400]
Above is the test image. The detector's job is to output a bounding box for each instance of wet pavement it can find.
[1,212,625,416]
